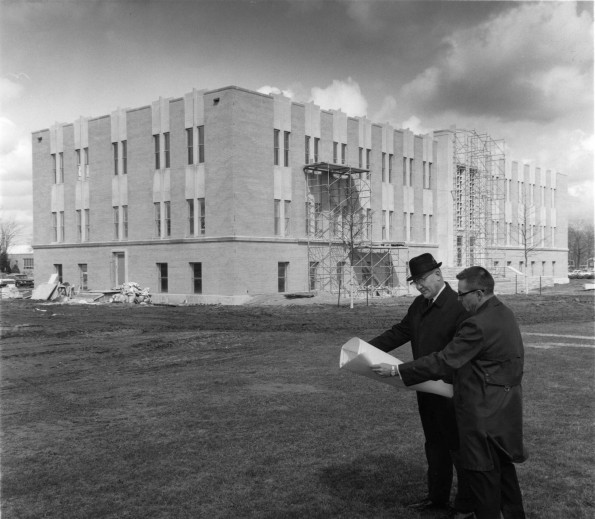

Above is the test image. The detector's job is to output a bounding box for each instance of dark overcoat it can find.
[368,282,470,364]
[398,296,527,471]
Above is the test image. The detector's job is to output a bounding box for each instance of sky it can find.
[1,0,593,244]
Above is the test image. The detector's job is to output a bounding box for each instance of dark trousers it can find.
[417,394,473,512]
[465,442,526,519]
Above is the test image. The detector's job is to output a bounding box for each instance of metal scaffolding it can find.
[451,129,506,269]
[304,161,408,296]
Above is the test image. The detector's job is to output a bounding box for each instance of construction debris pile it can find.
[109,282,152,304]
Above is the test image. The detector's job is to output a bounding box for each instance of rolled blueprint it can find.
[340,337,453,398]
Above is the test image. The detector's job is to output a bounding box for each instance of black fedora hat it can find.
[407,253,442,282]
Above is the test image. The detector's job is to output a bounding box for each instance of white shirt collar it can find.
[430,283,447,304]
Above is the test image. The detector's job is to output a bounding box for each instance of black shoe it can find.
[406,497,449,511]
[438,508,475,519]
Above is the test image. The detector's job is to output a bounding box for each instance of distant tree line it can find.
[568,219,594,270]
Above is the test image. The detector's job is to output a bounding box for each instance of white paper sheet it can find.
[339,337,453,398]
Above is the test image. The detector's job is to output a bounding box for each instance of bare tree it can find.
[0,217,24,273]
[513,186,548,293]
[568,220,594,270]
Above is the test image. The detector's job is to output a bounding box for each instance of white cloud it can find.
[257,85,295,99]
[371,95,397,125]
[401,116,432,136]
[309,78,368,117]
[400,2,593,122]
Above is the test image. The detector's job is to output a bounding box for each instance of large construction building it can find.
[31,85,568,304]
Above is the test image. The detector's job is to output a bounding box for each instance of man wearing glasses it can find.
[377,267,527,519]
[367,253,473,517]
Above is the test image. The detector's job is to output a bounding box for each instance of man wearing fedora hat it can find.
[368,253,473,517]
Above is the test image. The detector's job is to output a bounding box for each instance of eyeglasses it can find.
[409,271,434,286]
[457,288,484,298]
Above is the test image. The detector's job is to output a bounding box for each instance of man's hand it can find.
[370,363,394,377]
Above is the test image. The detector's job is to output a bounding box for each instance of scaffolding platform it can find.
[304,161,408,297]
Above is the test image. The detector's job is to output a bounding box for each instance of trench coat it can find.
[398,296,527,471]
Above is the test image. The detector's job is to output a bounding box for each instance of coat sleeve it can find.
[399,319,485,385]
[367,306,413,353]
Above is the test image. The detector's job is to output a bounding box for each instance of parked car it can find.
[0,277,16,288]
[11,274,35,288]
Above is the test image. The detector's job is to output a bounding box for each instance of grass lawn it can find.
[1,291,593,518]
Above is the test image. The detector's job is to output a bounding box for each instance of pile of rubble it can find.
[109,282,152,304]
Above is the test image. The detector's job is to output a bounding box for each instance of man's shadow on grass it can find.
[318,454,425,512]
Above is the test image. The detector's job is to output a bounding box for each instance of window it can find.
[382,153,386,182]
[519,261,524,272]
[358,147,363,168]
[191,262,202,294]
[122,205,128,239]
[76,149,81,179]
[506,222,511,246]
[382,210,387,240]
[428,162,432,188]
[409,212,413,242]
[84,148,89,179]
[541,261,546,275]
[187,128,193,165]
[278,262,288,293]
[198,125,205,163]
[157,263,168,293]
[54,264,63,284]
[551,188,556,208]
[314,138,319,162]
[506,179,511,201]
[305,201,311,235]
[198,198,205,235]
[113,143,118,175]
[274,129,280,165]
[79,264,88,291]
[164,201,171,237]
[309,262,318,291]
[154,135,160,169]
[336,261,345,290]
[333,142,338,164]
[154,202,161,237]
[305,135,310,164]
[341,144,347,165]
[422,213,427,242]
[388,154,393,183]
[403,212,408,241]
[84,209,90,241]
[552,261,556,276]
[76,210,82,242]
[122,141,127,174]
[51,154,57,183]
[164,132,170,168]
[274,199,281,235]
[457,236,463,266]
[187,199,194,235]
[423,161,429,189]
[409,158,413,186]
[314,202,322,234]
[59,211,64,242]
[403,158,407,186]
[52,212,58,242]
[24,258,34,269]
[284,131,290,167]
[429,215,433,242]
[366,208,372,240]
[284,200,291,235]
[366,149,371,169]
[113,206,119,239]
[551,227,555,247]
[59,152,64,183]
